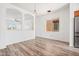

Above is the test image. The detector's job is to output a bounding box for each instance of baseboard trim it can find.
[0,46,7,49]
[35,36,69,44]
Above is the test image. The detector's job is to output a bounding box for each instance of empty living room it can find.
[0,3,79,56]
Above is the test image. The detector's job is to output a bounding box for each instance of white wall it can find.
[0,3,78,49]
[0,3,35,49]
[35,4,70,42]
[70,3,79,47]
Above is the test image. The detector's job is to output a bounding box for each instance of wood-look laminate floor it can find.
[0,37,79,56]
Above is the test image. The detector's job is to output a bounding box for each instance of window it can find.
[46,19,59,32]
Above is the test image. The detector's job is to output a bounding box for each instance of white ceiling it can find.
[11,3,68,15]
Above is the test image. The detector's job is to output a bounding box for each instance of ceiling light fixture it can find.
[47,10,51,12]
[33,4,37,14]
